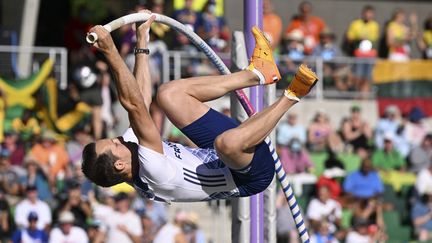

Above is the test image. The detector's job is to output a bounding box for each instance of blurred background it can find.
[1,0,432,242]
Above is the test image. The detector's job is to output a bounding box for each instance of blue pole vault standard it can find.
[86,12,310,243]
[244,1,264,242]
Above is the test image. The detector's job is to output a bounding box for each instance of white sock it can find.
[284,90,300,102]
[250,68,266,85]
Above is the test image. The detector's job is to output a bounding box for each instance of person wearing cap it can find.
[14,184,52,231]
[19,156,52,201]
[374,105,401,148]
[11,212,48,243]
[183,212,206,243]
[371,132,406,171]
[409,133,432,173]
[29,129,69,182]
[405,106,428,147]
[411,185,432,241]
[154,210,187,243]
[49,211,88,243]
[341,105,373,156]
[105,192,142,243]
[0,148,20,196]
[277,113,307,146]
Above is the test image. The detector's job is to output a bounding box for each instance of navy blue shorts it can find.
[181,108,275,197]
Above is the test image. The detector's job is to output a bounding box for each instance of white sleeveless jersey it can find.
[122,128,240,202]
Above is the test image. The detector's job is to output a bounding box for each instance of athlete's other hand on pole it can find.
[88,25,116,54]
[136,10,156,48]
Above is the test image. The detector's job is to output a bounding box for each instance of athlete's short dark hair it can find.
[82,142,124,187]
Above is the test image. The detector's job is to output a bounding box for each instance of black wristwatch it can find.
[134,47,150,55]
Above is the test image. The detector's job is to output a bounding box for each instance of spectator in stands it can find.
[312,29,346,92]
[419,16,432,59]
[415,163,432,197]
[341,105,373,157]
[183,212,206,243]
[317,152,345,200]
[352,197,385,231]
[412,187,432,242]
[343,158,384,200]
[375,105,401,150]
[280,138,314,174]
[70,63,103,139]
[280,138,316,195]
[66,127,93,167]
[308,110,339,152]
[11,212,49,243]
[385,8,417,61]
[346,5,379,93]
[56,181,92,229]
[346,217,386,243]
[409,133,432,173]
[154,210,187,243]
[30,130,69,185]
[313,29,342,61]
[306,185,342,234]
[276,191,298,243]
[0,189,12,241]
[309,220,339,243]
[285,1,326,55]
[1,131,25,168]
[372,132,406,171]
[277,113,307,146]
[139,212,157,243]
[196,0,230,52]
[12,109,41,142]
[173,0,199,52]
[14,185,52,231]
[0,148,20,196]
[263,0,283,51]
[105,192,142,243]
[140,199,167,229]
[282,29,305,61]
[87,219,105,243]
[49,211,88,243]
[405,106,427,148]
[19,156,52,201]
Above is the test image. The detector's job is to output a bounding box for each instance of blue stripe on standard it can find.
[183,172,226,183]
[184,177,226,187]
[183,168,224,178]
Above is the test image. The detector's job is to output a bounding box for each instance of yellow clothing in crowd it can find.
[346,19,379,43]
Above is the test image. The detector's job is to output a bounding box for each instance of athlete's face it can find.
[95,138,132,172]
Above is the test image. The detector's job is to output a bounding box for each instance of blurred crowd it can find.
[275,104,432,242]
[0,0,432,243]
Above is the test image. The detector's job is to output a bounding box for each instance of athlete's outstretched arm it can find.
[133,10,154,110]
[89,24,162,153]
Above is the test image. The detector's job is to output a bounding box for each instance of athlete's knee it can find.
[214,133,243,157]
[157,82,178,107]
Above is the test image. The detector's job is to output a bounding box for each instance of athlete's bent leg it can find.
[157,70,259,129]
[215,65,318,170]
[157,26,280,130]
